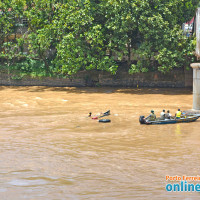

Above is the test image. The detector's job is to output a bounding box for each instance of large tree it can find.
[0,0,198,75]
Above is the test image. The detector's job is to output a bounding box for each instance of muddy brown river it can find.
[0,86,200,200]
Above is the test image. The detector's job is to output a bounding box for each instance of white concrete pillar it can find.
[191,63,200,110]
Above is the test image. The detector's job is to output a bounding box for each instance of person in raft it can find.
[165,110,172,119]
[160,109,166,120]
[175,109,182,119]
[88,110,110,119]
[88,112,99,120]
[146,110,156,121]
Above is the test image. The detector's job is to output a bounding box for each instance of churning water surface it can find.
[0,86,200,200]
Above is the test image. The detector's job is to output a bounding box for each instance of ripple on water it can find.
[8,176,74,187]
[0,188,7,192]
[8,179,48,187]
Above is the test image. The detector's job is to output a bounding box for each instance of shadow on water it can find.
[0,86,192,95]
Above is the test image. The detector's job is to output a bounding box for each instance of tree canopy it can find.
[0,0,198,76]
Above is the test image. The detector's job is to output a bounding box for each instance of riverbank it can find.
[0,67,193,88]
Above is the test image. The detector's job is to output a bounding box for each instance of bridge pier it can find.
[191,63,200,110]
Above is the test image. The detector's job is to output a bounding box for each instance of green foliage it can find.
[7,59,49,78]
[0,0,199,76]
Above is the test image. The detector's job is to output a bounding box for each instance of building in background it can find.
[182,17,195,37]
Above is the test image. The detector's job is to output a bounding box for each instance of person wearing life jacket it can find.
[175,109,182,119]
[146,110,156,121]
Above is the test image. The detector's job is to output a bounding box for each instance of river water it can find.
[0,86,200,200]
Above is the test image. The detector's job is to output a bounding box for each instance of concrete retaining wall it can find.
[0,67,193,88]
